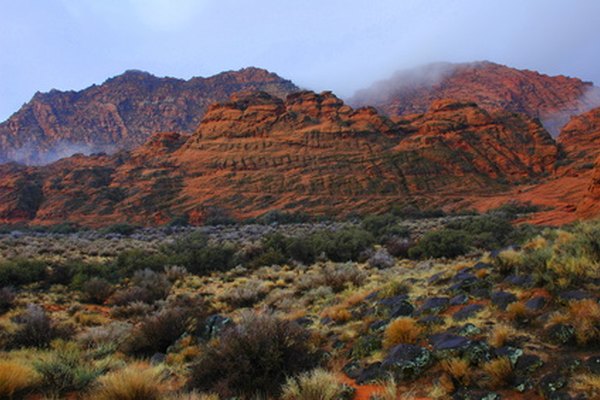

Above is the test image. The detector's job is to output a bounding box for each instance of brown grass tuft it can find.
[482,357,513,389]
[0,360,38,399]
[88,363,164,400]
[440,357,471,386]
[382,317,423,348]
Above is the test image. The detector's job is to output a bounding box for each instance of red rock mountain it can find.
[0,68,298,164]
[350,61,600,136]
[0,91,560,227]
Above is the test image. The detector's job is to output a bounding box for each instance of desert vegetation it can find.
[0,205,598,399]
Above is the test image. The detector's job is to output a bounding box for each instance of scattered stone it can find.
[200,314,233,339]
[452,389,500,400]
[515,354,543,374]
[585,355,600,374]
[381,344,432,381]
[504,274,533,288]
[453,304,484,321]
[150,352,166,365]
[450,293,469,306]
[369,319,388,332]
[355,362,384,384]
[491,291,517,310]
[494,346,523,365]
[453,323,481,336]
[558,290,593,302]
[378,295,414,317]
[419,315,445,326]
[525,296,547,311]
[546,323,576,345]
[538,373,568,399]
[419,297,450,314]
[342,360,361,379]
[430,333,471,352]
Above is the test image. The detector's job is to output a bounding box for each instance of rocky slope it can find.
[350,61,600,136]
[0,91,560,226]
[0,67,298,164]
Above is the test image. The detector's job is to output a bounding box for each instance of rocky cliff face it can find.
[350,61,600,136]
[0,68,298,164]
[0,91,560,226]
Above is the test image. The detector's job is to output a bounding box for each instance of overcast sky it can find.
[1,0,600,121]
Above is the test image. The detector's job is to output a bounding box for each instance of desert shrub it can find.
[383,317,423,348]
[122,307,189,356]
[408,229,471,259]
[281,368,353,400]
[285,236,320,265]
[322,263,366,292]
[34,342,101,396]
[101,223,139,236]
[81,278,113,304]
[109,301,154,318]
[78,321,133,350]
[362,213,398,238]
[491,201,540,218]
[67,260,115,289]
[367,248,396,269]
[254,210,312,225]
[10,304,69,348]
[0,286,16,313]
[0,258,47,287]
[446,215,514,249]
[384,237,413,258]
[89,363,164,400]
[162,232,238,275]
[115,249,169,276]
[47,222,82,234]
[219,280,270,308]
[110,269,171,306]
[390,204,446,219]
[0,360,39,399]
[202,206,237,226]
[163,265,188,282]
[312,228,375,262]
[188,312,320,398]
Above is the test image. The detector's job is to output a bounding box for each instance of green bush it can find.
[408,229,471,259]
[101,223,139,236]
[0,259,46,287]
[162,232,238,274]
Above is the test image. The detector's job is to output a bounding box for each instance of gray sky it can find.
[1,0,600,121]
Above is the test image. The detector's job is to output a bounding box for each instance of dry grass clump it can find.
[166,392,220,400]
[321,306,352,324]
[571,373,600,398]
[488,323,517,348]
[0,360,38,399]
[565,299,600,345]
[281,368,350,400]
[382,317,423,348]
[440,357,471,387]
[88,363,164,400]
[218,279,271,308]
[505,301,532,322]
[494,249,522,274]
[481,357,513,389]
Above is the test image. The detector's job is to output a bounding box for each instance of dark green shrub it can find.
[447,215,514,249]
[0,258,46,287]
[10,304,70,348]
[34,344,101,396]
[408,229,471,259]
[115,249,169,276]
[121,307,189,356]
[162,232,238,274]
[188,313,320,398]
[317,228,375,262]
[100,223,139,236]
[0,286,15,313]
[81,278,113,304]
